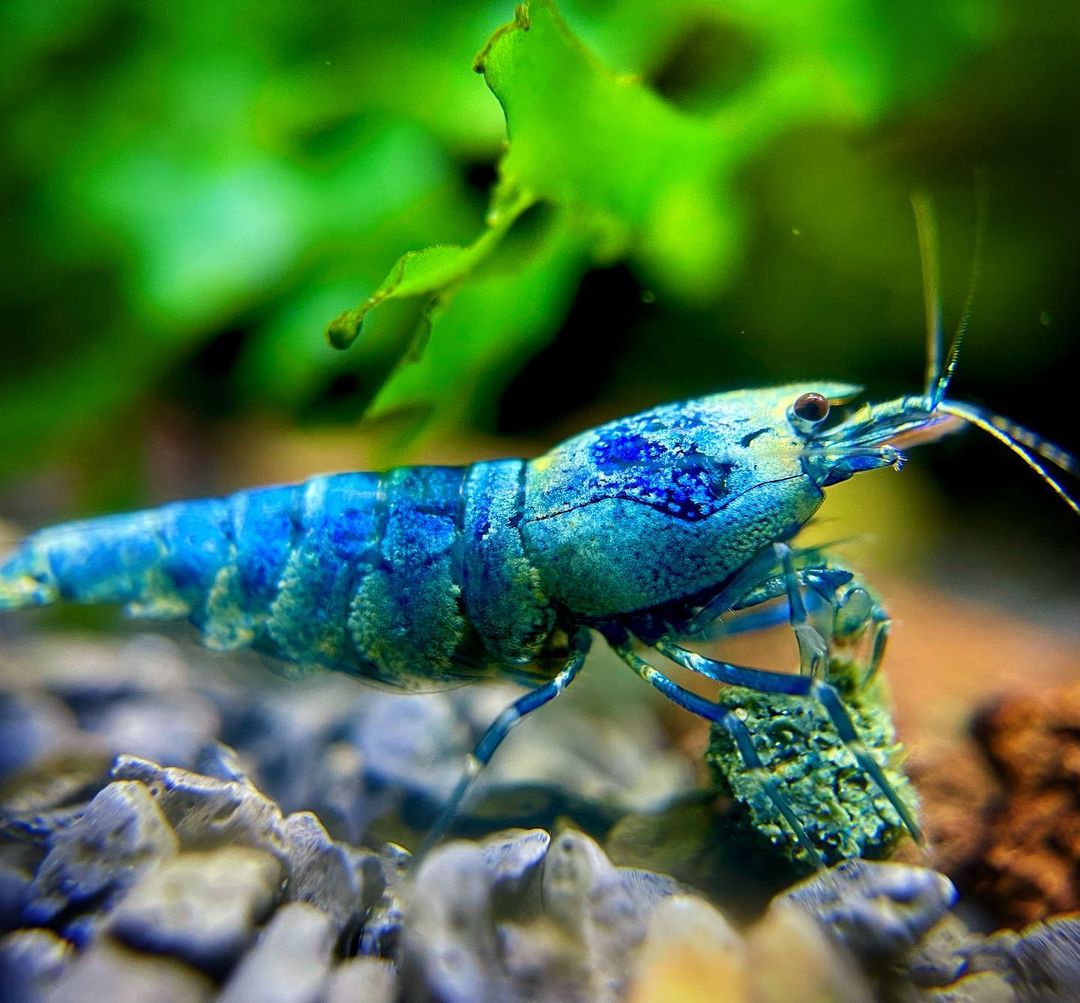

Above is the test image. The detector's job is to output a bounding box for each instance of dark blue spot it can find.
[592,433,665,468]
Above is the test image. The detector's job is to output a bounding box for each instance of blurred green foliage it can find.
[329,0,989,432]
[1,0,1077,531]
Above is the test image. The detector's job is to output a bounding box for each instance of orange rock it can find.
[971,681,1080,925]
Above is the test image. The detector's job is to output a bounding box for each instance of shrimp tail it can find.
[0,545,61,611]
[0,490,301,651]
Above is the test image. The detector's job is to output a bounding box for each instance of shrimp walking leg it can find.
[690,544,891,684]
[776,543,920,841]
[420,628,592,854]
[606,627,823,867]
[680,542,844,638]
[652,551,920,845]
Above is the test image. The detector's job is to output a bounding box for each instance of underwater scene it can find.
[1,2,1078,1000]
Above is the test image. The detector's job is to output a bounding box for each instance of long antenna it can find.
[932,175,989,407]
[909,181,1080,520]
[938,401,1080,517]
[911,191,942,401]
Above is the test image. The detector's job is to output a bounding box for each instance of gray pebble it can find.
[0,693,86,780]
[0,858,35,933]
[323,957,399,1003]
[901,914,975,989]
[911,971,1016,1002]
[743,906,873,1003]
[776,858,958,958]
[55,913,104,953]
[303,738,374,844]
[106,846,282,976]
[540,829,652,1002]
[356,842,411,958]
[541,829,621,932]
[41,940,213,1003]
[218,902,333,1003]
[82,693,219,769]
[0,928,72,1003]
[962,917,1080,1003]
[348,693,468,799]
[110,755,287,859]
[214,680,377,837]
[481,828,549,900]
[24,780,178,925]
[382,828,678,1003]
[193,741,250,784]
[0,749,113,817]
[617,867,680,910]
[399,842,505,1003]
[282,811,382,934]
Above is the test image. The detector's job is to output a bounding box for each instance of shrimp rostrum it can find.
[2,286,1078,869]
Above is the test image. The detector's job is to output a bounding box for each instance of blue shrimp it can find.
[2,276,1078,868]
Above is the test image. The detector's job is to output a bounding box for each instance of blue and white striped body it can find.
[0,385,855,690]
[0,462,555,690]
[4,379,1068,704]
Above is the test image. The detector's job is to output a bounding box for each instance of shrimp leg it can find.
[651,548,920,844]
[605,626,824,868]
[420,628,592,853]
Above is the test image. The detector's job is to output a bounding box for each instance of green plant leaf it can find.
[331,1,992,448]
[475,0,741,298]
[367,205,594,428]
[325,186,535,350]
[331,0,748,438]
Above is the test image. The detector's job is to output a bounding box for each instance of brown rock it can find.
[904,738,999,879]
[971,681,1080,925]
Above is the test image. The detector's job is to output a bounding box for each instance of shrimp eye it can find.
[792,392,830,423]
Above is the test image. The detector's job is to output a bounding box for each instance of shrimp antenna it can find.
[911,190,943,402]
[932,175,988,407]
[912,181,1078,517]
[912,179,989,408]
[938,400,1080,518]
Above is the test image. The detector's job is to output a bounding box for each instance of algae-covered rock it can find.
[705,655,919,867]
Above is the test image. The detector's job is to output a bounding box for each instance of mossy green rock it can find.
[705,658,919,869]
